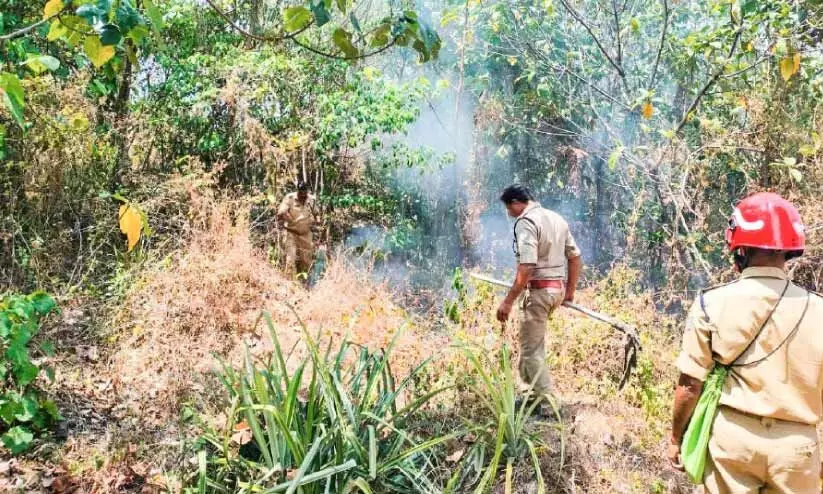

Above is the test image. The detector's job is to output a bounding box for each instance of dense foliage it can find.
[0,291,59,454]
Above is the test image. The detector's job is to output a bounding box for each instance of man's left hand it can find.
[496,300,513,324]
[564,290,575,303]
[667,439,683,471]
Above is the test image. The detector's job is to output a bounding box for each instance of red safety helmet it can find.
[725,192,805,255]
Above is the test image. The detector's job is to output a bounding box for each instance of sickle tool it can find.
[469,272,641,389]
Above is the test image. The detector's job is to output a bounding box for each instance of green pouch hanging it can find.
[679,280,798,485]
[680,365,728,484]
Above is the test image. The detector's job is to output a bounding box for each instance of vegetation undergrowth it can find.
[189,314,454,493]
[0,291,59,454]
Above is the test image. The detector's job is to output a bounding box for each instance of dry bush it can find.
[110,195,441,422]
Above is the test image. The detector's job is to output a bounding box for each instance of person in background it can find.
[277,181,319,279]
[669,192,823,493]
[495,184,583,417]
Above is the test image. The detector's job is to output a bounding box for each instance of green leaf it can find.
[99,24,122,46]
[350,12,362,34]
[0,72,25,127]
[29,292,56,316]
[115,0,142,33]
[311,1,331,27]
[333,28,359,59]
[14,395,38,423]
[13,361,39,388]
[284,6,312,32]
[144,0,164,30]
[608,145,624,170]
[369,23,391,48]
[0,313,10,338]
[127,25,150,43]
[336,0,349,14]
[789,168,803,183]
[41,400,61,421]
[84,35,116,68]
[76,4,107,23]
[2,426,34,455]
[0,396,20,425]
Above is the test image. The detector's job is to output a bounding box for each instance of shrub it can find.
[0,291,60,454]
[188,314,453,493]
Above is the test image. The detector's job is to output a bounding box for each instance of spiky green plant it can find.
[448,343,564,494]
[187,312,454,493]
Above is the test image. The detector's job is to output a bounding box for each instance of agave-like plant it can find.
[188,312,454,493]
[448,343,564,494]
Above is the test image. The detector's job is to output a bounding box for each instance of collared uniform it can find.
[277,192,318,275]
[677,266,823,493]
[514,202,582,396]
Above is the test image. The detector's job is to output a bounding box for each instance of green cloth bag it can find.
[680,365,728,484]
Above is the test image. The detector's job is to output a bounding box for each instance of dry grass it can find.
[109,196,444,424]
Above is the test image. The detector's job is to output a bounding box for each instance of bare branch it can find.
[204,0,311,43]
[612,0,623,67]
[675,18,744,134]
[648,0,669,89]
[0,8,67,42]
[558,0,626,78]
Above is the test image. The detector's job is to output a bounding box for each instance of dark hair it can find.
[297,181,309,192]
[500,184,533,205]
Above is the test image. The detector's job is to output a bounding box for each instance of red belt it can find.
[528,279,564,290]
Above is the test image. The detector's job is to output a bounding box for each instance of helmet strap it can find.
[733,248,751,272]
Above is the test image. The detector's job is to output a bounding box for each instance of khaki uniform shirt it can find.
[277,192,318,236]
[514,202,582,280]
[677,267,823,424]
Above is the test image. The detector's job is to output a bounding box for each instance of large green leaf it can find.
[13,361,39,388]
[23,55,61,75]
[99,24,122,46]
[144,0,164,29]
[284,6,312,32]
[0,72,25,127]
[310,1,331,27]
[333,28,359,59]
[2,426,34,455]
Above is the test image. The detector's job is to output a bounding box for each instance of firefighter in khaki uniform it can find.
[669,192,823,493]
[277,182,319,277]
[496,184,583,416]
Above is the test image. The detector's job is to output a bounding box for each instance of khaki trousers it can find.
[285,231,314,276]
[702,406,820,494]
[519,288,563,397]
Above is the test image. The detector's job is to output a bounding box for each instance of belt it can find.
[528,279,564,290]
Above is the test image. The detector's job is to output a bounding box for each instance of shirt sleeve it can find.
[515,218,540,265]
[676,299,715,381]
[564,229,582,259]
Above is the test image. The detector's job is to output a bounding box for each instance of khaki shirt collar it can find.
[518,201,541,218]
[740,266,788,280]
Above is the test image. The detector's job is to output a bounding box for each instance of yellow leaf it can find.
[84,35,115,68]
[779,56,794,82]
[641,101,654,120]
[47,19,68,41]
[793,53,801,73]
[119,204,143,252]
[43,0,64,19]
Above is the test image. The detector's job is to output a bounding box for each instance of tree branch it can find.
[558,0,626,78]
[0,8,67,42]
[674,19,744,134]
[612,0,623,67]
[648,0,669,89]
[204,0,311,43]
[291,36,398,61]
